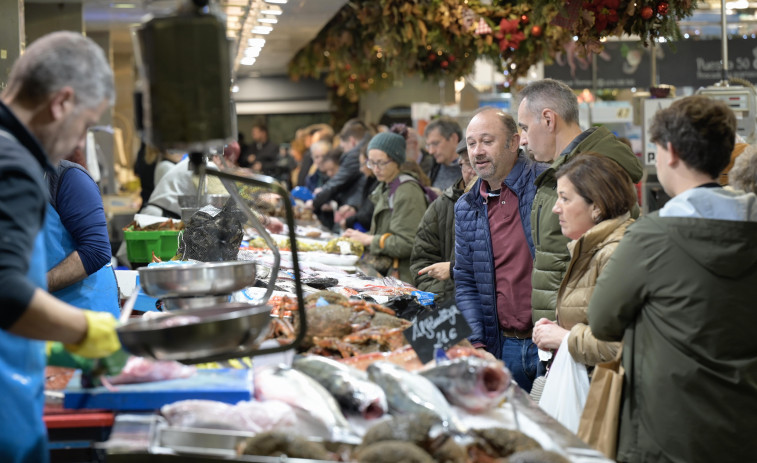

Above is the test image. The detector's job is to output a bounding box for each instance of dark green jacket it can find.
[410,177,464,301]
[369,171,429,283]
[530,126,643,322]
[589,200,757,463]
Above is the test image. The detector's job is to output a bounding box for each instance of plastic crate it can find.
[123,228,181,263]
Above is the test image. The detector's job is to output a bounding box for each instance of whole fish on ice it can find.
[419,356,511,413]
[366,361,462,430]
[254,365,356,442]
[292,355,387,419]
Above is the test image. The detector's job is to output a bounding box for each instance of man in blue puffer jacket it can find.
[454,107,547,392]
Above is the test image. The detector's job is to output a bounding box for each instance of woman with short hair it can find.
[532,152,637,366]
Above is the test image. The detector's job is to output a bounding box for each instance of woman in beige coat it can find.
[532,153,637,366]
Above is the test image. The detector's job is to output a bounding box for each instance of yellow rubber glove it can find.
[64,310,122,359]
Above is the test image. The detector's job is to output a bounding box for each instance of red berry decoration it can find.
[441,60,449,68]
[531,25,543,37]
[641,6,654,19]
[657,2,669,14]
[428,53,436,62]
[448,55,456,62]
[521,14,529,24]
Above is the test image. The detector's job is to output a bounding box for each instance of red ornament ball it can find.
[531,25,543,37]
[521,15,529,24]
[441,60,449,68]
[428,53,436,62]
[657,2,669,14]
[641,6,654,19]
[448,55,456,62]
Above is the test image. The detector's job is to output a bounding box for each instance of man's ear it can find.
[666,141,680,166]
[49,87,75,121]
[542,108,556,132]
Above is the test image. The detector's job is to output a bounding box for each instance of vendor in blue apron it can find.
[44,155,120,319]
[0,31,122,463]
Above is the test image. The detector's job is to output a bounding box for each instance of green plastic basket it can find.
[123,228,182,263]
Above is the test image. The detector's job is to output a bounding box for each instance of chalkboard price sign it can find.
[403,302,472,364]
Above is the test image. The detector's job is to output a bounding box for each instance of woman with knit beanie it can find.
[343,131,431,283]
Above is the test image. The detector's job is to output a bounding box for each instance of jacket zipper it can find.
[535,204,542,246]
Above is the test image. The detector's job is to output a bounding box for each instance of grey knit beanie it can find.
[367,132,406,165]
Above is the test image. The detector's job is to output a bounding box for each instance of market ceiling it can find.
[28,0,348,78]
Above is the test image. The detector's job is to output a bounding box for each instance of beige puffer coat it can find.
[556,213,633,366]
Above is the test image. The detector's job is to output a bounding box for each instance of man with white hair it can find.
[0,31,122,462]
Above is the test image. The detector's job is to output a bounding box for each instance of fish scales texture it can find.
[254,365,354,441]
[293,355,388,419]
[366,361,460,429]
[419,357,511,413]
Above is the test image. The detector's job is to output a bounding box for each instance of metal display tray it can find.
[102,414,341,463]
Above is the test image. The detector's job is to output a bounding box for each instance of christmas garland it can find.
[288,0,697,102]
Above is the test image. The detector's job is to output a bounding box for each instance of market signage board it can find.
[643,98,676,166]
[545,38,757,89]
[403,301,473,364]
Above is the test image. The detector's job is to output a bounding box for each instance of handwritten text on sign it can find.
[404,304,472,364]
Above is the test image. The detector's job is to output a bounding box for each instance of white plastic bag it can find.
[538,335,590,433]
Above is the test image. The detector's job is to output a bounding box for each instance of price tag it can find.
[402,300,472,364]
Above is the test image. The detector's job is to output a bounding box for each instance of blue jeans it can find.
[501,336,539,392]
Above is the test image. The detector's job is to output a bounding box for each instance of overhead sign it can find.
[545,38,757,89]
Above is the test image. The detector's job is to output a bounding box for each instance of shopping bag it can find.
[577,347,624,459]
[538,335,590,433]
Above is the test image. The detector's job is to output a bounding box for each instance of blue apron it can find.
[0,232,50,463]
[43,203,120,319]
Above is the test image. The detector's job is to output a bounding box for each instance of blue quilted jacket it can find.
[454,153,547,357]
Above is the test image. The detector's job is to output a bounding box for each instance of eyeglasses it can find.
[366,159,394,170]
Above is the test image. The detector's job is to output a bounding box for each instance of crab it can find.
[264,291,413,358]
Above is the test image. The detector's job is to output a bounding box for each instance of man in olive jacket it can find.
[410,141,476,302]
[589,96,757,463]
[517,79,643,322]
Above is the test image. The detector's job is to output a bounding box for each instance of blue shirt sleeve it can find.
[55,168,111,275]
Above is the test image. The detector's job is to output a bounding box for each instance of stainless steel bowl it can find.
[138,261,256,298]
[117,302,271,363]
[161,294,231,311]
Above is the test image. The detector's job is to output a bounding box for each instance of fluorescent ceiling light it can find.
[248,37,266,46]
[252,25,273,34]
[111,3,136,8]
[264,0,288,4]
[258,17,278,24]
[241,57,256,66]
[260,8,283,15]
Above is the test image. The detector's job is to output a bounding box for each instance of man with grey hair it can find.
[0,31,121,462]
[454,107,546,391]
[425,116,464,191]
[516,79,643,325]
